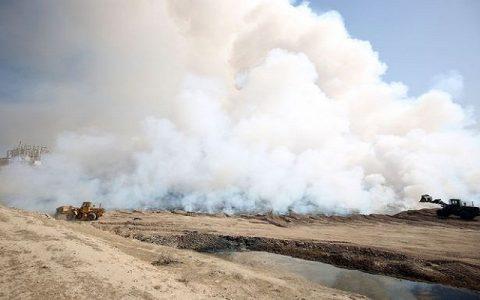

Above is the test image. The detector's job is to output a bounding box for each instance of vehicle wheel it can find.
[436,209,449,218]
[66,213,75,221]
[76,212,84,220]
[459,211,474,220]
[87,213,97,221]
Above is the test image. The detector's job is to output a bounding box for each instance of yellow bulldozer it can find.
[55,202,105,221]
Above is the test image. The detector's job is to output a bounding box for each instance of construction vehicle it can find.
[420,194,479,220]
[55,202,105,221]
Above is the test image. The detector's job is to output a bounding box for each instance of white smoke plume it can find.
[1,0,479,214]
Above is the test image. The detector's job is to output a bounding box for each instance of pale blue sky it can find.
[309,0,480,110]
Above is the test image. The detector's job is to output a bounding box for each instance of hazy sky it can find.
[0,0,479,153]
[1,1,479,212]
[2,1,479,103]
[309,0,480,110]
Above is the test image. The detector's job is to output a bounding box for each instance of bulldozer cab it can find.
[81,202,93,208]
[449,199,461,206]
[79,202,96,214]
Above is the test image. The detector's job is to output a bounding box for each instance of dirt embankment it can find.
[94,209,480,291]
[0,205,364,299]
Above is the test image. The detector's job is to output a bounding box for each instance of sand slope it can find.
[0,205,363,299]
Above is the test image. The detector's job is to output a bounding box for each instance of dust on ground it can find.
[94,208,480,291]
[0,205,364,299]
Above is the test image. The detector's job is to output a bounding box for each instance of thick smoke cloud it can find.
[1,0,479,214]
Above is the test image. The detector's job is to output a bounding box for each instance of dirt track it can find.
[94,209,480,291]
[0,205,364,299]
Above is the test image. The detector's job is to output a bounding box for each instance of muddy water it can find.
[216,251,480,300]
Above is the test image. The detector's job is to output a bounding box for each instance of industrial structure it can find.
[0,141,49,166]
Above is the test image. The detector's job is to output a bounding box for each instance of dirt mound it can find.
[392,208,480,228]
[160,208,480,228]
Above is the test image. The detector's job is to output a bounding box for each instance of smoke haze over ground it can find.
[1,0,479,214]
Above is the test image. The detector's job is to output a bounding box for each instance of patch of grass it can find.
[151,255,181,266]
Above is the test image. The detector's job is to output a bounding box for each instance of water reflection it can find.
[216,251,480,300]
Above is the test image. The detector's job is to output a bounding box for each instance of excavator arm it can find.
[419,194,447,207]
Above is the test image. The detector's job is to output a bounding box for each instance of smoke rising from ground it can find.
[1,0,479,214]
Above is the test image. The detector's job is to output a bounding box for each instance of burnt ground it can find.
[93,208,480,291]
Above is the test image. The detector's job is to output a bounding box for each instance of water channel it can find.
[216,251,480,300]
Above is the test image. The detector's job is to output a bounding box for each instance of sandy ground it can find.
[94,209,480,291]
[0,205,364,300]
